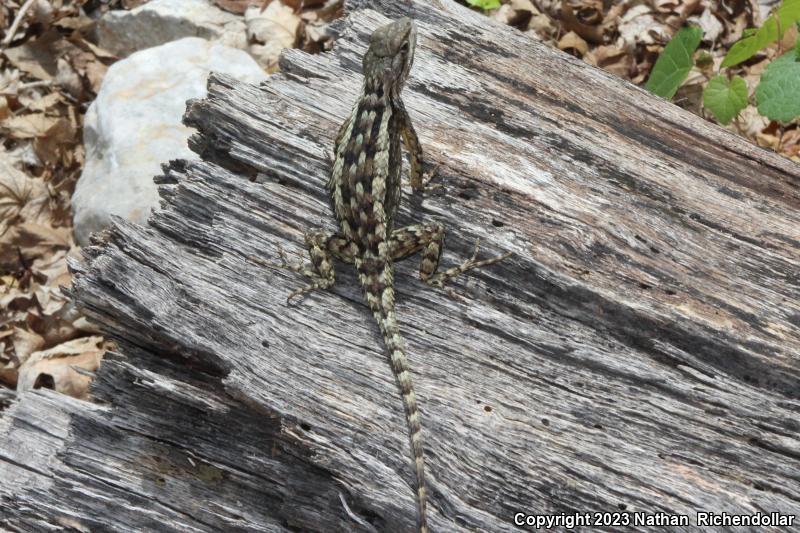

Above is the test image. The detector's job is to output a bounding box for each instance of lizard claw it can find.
[249,246,307,274]
[405,165,443,193]
[444,286,467,303]
[421,164,442,192]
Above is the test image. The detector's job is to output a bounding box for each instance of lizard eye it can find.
[400,42,409,53]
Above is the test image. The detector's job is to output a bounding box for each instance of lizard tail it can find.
[358,261,428,533]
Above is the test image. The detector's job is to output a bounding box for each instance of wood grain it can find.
[1,1,798,531]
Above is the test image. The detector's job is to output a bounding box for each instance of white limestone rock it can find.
[96,0,247,58]
[72,37,267,245]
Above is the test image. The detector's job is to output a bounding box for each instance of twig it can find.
[0,79,53,96]
[1,0,38,49]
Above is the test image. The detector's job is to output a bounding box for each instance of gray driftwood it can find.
[2,1,799,531]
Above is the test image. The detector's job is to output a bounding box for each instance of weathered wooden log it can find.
[2,1,799,531]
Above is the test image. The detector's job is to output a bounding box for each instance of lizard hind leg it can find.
[251,230,352,304]
[389,223,511,294]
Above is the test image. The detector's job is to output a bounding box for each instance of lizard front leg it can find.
[396,99,439,192]
[251,230,353,303]
[389,223,511,291]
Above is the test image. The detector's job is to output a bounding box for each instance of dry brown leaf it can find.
[600,2,626,33]
[54,14,95,32]
[3,30,60,82]
[1,112,60,139]
[26,248,73,322]
[690,9,723,43]
[492,5,517,26]
[11,327,45,363]
[511,0,538,11]
[0,96,9,120]
[561,1,604,44]
[724,10,750,47]
[18,90,62,112]
[756,131,781,150]
[493,0,538,28]
[653,0,681,14]
[617,5,665,48]
[664,0,703,28]
[33,247,72,289]
[0,68,21,95]
[39,123,79,166]
[736,105,769,138]
[82,59,107,94]
[674,80,704,114]
[567,0,604,25]
[584,44,634,79]
[0,150,50,231]
[32,281,68,316]
[17,336,105,399]
[527,14,557,40]
[5,113,78,165]
[0,284,33,311]
[558,31,589,56]
[0,223,73,271]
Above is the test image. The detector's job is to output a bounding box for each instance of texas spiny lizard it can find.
[262,17,509,532]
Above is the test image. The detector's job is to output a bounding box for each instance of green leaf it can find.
[645,26,704,99]
[797,22,800,59]
[702,75,748,124]
[756,51,800,121]
[722,0,800,67]
[465,0,501,9]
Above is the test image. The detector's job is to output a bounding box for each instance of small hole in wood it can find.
[664,288,677,295]
[618,503,627,511]
[541,418,550,426]
[593,424,603,430]
[650,246,661,254]
[458,189,478,201]
[484,405,492,412]
[491,219,505,227]
[33,373,55,390]
[639,283,651,290]
[300,423,311,432]
[261,340,270,348]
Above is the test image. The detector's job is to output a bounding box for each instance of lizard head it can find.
[362,17,417,96]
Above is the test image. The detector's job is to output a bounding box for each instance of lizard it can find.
[260,17,510,532]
